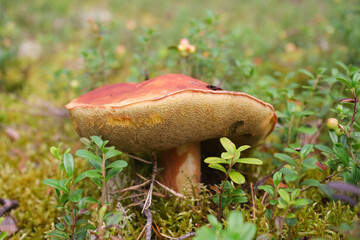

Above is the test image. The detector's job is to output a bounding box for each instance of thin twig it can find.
[153,220,164,240]
[137,189,166,198]
[126,200,145,208]
[261,192,268,205]
[160,232,196,240]
[141,153,158,240]
[187,204,207,221]
[350,93,358,132]
[136,225,146,240]
[142,154,158,213]
[136,173,149,181]
[125,153,152,164]
[155,180,186,199]
[144,208,153,240]
[300,168,349,192]
[112,180,151,194]
[250,182,256,221]
[118,193,146,201]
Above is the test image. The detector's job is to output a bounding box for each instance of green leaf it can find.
[235,158,263,165]
[278,189,290,203]
[286,213,296,219]
[220,137,236,153]
[238,145,251,152]
[90,136,104,150]
[333,145,349,166]
[42,179,69,194]
[291,189,300,201]
[76,150,101,163]
[296,126,317,134]
[229,171,245,184]
[91,177,103,187]
[300,179,320,187]
[55,222,66,231]
[302,157,318,169]
[273,172,282,186]
[315,145,334,154]
[258,185,274,196]
[47,229,69,238]
[294,110,315,117]
[233,148,241,160]
[208,163,227,174]
[264,209,273,221]
[285,218,298,226]
[274,153,297,166]
[50,145,61,160]
[300,144,314,157]
[63,153,74,178]
[293,198,312,206]
[336,61,348,72]
[73,170,102,185]
[105,212,122,226]
[69,189,83,203]
[329,130,338,144]
[298,69,315,79]
[0,232,7,240]
[76,149,102,170]
[221,152,234,159]
[280,167,298,176]
[81,196,100,205]
[105,167,124,182]
[106,160,128,169]
[105,149,122,159]
[351,72,360,87]
[75,219,87,226]
[336,77,352,88]
[64,215,72,226]
[80,137,91,148]
[204,157,229,164]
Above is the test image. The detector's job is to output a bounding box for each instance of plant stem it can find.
[349,90,358,132]
[287,115,294,146]
[97,153,107,240]
[101,154,107,206]
[217,159,234,222]
[70,202,77,240]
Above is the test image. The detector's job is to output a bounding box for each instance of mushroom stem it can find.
[159,142,201,193]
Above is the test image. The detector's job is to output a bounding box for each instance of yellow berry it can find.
[326,118,338,130]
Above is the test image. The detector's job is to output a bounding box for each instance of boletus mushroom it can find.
[66,74,277,192]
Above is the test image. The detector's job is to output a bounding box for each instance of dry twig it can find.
[0,198,19,216]
[125,153,152,164]
[112,180,151,194]
[160,232,196,240]
[142,154,158,213]
[250,182,256,221]
[155,180,186,199]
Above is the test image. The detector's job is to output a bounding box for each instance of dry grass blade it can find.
[112,180,150,194]
[155,180,186,199]
[160,232,196,240]
[142,154,158,213]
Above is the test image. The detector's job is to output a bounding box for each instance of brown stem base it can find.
[159,142,201,193]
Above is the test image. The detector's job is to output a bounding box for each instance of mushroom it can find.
[66,74,277,192]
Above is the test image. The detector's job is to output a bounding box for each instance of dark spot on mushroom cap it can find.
[229,120,245,134]
[242,133,253,138]
[206,84,223,91]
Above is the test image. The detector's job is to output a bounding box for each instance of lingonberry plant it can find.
[43,136,127,239]
[204,137,262,220]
